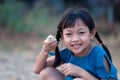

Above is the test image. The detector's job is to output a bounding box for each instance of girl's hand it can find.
[61,63,81,77]
[42,35,57,53]
[61,63,99,80]
[42,40,57,53]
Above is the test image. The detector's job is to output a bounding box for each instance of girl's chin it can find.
[72,51,81,55]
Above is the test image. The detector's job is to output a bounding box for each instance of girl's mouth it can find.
[71,44,81,49]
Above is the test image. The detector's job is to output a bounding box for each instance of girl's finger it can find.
[50,41,58,47]
[64,70,70,77]
[61,64,70,76]
[61,64,67,72]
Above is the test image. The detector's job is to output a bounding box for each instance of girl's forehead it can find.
[63,25,88,32]
[75,19,86,26]
[64,19,87,30]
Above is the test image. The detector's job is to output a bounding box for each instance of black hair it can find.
[53,8,112,67]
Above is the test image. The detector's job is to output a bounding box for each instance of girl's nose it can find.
[72,35,80,42]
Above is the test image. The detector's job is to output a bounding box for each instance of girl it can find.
[34,8,118,80]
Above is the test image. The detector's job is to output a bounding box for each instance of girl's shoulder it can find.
[60,48,71,53]
[59,48,73,63]
[91,45,106,56]
[92,45,104,52]
[60,48,73,56]
[88,45,108,60]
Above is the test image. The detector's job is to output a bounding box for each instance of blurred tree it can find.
[87,0,114,23]
[114,0,120,22]
[0,0,30,33]
[50,0,64,14]
[63,0,87,8]
[0,0,120,35]
[19,0,36,9]
[0,0,4,4]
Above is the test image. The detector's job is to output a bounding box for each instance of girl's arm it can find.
[33,49,55,74]
[34,49,49,74]
[34,39,57,74]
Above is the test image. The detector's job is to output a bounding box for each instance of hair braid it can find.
[95,32,112,62]
[53,30,61,67]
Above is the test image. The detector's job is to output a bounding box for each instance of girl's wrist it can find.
[41,45,49,52]
[41,50,49,56]
[41,47,50,56]
[78,67,98,80]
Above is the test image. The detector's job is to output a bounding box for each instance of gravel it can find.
[0,51,39,80]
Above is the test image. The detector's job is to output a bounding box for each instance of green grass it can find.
[24,8,60,38]
[1,2,60,37]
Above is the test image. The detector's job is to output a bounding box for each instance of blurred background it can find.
[0,0,120,80]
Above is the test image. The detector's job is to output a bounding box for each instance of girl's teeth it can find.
[72,44,80,49]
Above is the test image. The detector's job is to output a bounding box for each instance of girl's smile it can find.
[71,44,82,49]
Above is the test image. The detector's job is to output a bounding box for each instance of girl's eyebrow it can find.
[78,28,85,30]
[65,29,72,32]
[65,27,85,31]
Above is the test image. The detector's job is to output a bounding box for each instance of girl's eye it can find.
[79,32,85,34]
[65,33,72,36]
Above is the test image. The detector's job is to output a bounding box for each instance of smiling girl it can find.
[34,8,118,80]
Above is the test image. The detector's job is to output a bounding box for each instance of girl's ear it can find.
[90,28,96,39]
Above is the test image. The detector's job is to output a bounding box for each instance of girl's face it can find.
[61,19,96,57]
